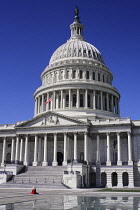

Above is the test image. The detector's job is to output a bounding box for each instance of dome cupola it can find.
[49,7,104,65]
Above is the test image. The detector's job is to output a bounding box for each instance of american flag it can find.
[44,98,52,104]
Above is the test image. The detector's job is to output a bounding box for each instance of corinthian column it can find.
[73,132,78,163]
[15,135,20,163]
[63,133,67,166]
[96,134,100,165]
[106,133,111,166]
[1,137,6,166]
[19,138,24,163]
[24,135,29,166]
[42,134,48,166]
[52,133,58,166]
[84,132,88,162]
[128,131,133,165]
[11,137,15,163]
[85,89,87,108]
[33,135,38,166]
[117,132,122,165]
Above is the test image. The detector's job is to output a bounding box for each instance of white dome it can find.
[49,39,105,65]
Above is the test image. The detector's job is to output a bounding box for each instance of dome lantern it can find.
[70,6,84,41]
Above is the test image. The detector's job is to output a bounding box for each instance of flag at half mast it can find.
[44,98,52,104]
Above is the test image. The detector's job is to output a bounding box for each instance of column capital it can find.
[106,132,110,136]
[117,132,120,136]
[127,131,131,135]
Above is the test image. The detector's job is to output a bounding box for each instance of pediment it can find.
[16,112,86,128]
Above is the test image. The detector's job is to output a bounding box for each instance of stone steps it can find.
[8,166,67,189]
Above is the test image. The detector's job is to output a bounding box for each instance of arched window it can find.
[80,70,83,79]
[73,70,76,79]
[86,71,89,79]
[73,94,76,107]
[88,94,90,108]
[80,94,84,107]
[92,72,95,80]
[65,94,69,107]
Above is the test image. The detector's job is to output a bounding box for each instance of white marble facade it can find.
[0,8,140,188]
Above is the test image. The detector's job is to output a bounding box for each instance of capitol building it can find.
[0,8,140,188]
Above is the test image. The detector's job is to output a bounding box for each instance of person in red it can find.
[30,186,38,194]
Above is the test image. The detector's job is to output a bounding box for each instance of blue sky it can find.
[0,0,140,124]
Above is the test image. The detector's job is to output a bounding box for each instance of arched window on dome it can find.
[73,94,76,107]
[86,71,89,79]
[88,50,91,58]
[93,51,95,59]
[80,70,83,79]
[65,94,69,107]
[60,71,63,80]
[54,72,56,83]
[92,72,95,80]
[66,70,69,79]
[88,94,90,108]
[80,94,84,107]
[73,70,76,79]
[83,49,86,56]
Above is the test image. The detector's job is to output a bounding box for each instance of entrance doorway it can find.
[57,152,63,165]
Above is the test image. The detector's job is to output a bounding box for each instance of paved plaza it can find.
[0,186,140,206]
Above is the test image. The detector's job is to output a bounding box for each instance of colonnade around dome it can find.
[35,88,119,117]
